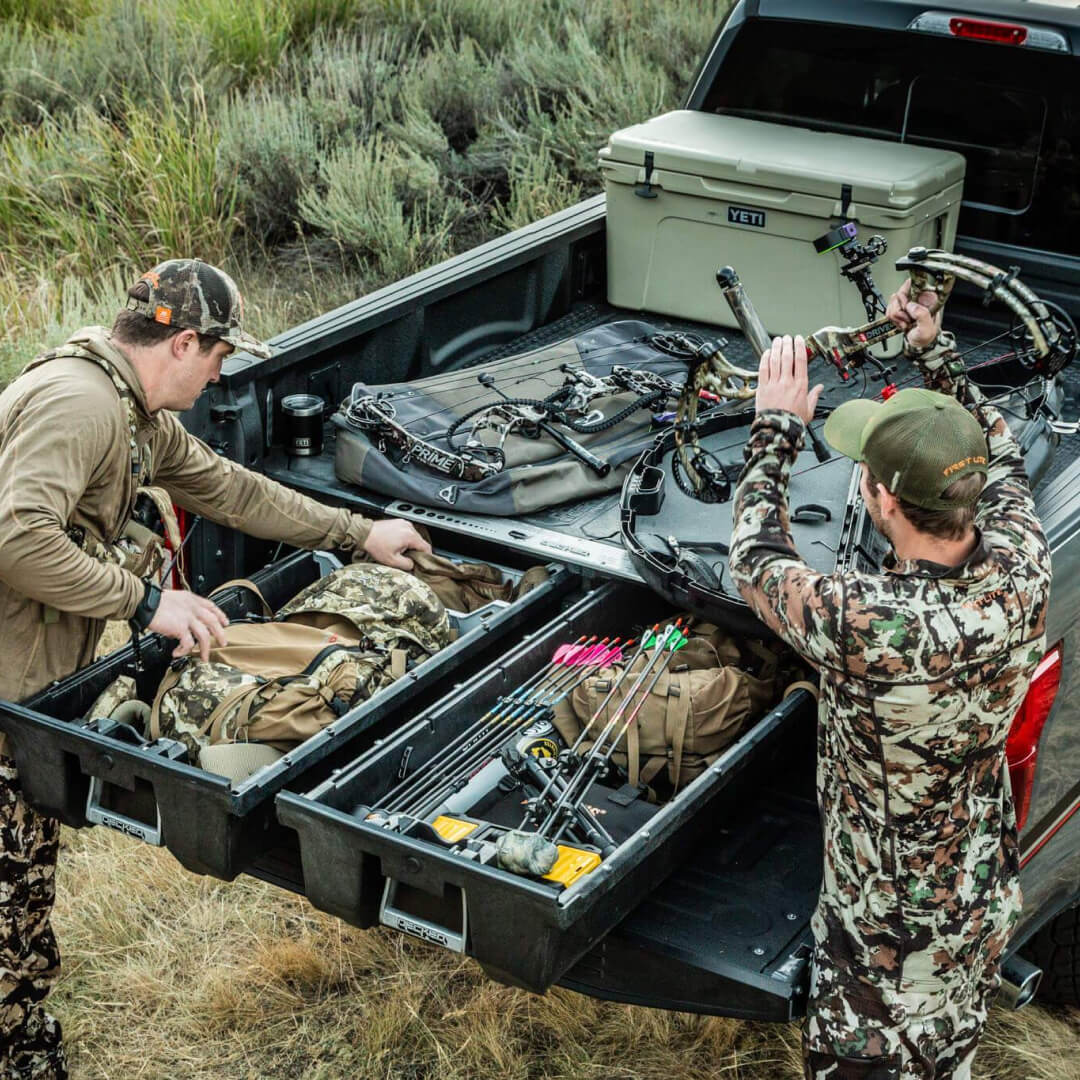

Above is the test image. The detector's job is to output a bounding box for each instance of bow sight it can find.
[813,222,889,321]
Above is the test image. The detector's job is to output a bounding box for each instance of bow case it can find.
[620,412,860,633]
[332,321,688,515]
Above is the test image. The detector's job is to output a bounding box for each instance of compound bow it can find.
[671,246,1078,502]
[343,364,683,483]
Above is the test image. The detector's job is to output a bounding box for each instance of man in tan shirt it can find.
[0,259,430,1078]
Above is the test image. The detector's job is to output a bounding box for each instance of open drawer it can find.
[276,581,815,993]
[0,546,577,881]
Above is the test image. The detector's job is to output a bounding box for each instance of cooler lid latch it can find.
[841,183,853,220]
[635,151,659,199]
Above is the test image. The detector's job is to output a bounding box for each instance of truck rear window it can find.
[700,19,1079,257]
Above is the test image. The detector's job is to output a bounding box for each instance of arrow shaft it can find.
[549,641,684,845]
[534,629,678,835]
[380,636,590,809]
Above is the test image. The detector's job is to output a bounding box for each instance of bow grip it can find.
[899,248,955,316]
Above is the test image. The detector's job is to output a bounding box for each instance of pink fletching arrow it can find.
[553,636,597,664]
[571,638,611,666]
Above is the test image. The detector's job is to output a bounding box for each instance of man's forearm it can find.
[729,409,806,591]
[154,416,372,554]
[729,409,845,669]
[912,331,1043,553]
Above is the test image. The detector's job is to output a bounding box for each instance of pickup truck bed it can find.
[262,297,1076,589]
[6,0,1080,1019]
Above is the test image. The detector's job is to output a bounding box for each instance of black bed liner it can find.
[562,789,820,1020]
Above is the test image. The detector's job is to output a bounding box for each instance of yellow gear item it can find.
[431,815,479,843]
[543,845,603,888]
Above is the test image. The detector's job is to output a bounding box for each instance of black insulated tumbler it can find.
[282,394,325,457]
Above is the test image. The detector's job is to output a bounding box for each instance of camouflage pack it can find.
[148,563,450,756]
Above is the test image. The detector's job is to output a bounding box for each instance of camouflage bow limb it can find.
[344,393,504,481]
[805,247,1075,378]
[672,247,1076,501]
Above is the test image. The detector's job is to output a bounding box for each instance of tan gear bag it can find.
[552,623,781,794]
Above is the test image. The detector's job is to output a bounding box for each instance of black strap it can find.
[841,183,853,219]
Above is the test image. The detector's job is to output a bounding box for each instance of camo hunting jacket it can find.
[729,337,1051,1000]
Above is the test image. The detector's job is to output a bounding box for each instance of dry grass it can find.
[50,826,1080,1080]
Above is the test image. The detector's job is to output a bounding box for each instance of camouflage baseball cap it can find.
[823,387,988,510]
[126,258,272,359]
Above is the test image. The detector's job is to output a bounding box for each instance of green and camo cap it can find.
[126,259,272,359]
[823,387,988,510]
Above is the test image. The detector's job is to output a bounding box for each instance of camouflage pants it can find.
[0,757,67,1080]
[802,949,996,1080]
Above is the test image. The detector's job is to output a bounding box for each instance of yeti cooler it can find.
[601,111,966,335]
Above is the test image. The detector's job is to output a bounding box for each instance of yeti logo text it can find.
[728,206,766,228]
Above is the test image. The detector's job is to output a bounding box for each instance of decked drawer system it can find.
[277,582,816,993]
[0,548,575,880]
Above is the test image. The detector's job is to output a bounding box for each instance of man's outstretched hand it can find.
[362,517,432,571]
[148,590,229,661]
[755,335,824,426]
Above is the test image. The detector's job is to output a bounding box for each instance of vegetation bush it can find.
[0,0,727,383]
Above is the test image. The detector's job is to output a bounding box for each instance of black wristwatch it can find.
[130,579,162,632]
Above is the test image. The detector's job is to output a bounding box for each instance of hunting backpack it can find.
[147,562,451,756]
[552,622,785,795]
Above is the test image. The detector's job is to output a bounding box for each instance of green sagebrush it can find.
[0,0,726,384]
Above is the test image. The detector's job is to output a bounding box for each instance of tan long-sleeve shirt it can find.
[0,327,371,743]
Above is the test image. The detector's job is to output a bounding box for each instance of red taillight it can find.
[1007,644,1062,830]
[170,504,188,590]
[950,17,1028,46]
[910,12,1068,53]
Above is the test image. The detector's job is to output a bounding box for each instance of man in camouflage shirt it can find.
[0,259,431,1079]
[729,284,1051,1080]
